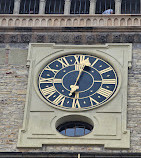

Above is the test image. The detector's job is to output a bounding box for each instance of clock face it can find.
[38,54,118,111]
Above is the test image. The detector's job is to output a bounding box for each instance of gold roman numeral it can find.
[74,55,80,64]
[75,64,82,71]
[97,88,112,98]
[40,78,62,84]
[89,97,99,106]
[72,93,81,109]
[99,67,113,74]
[102,79,116,84]
[40,77,54,83]
[45,65,59,74]
[58,57,69,68]
[80,55,86,63]
[91,58,99,67]
[74,55,86,65]
[53,94,65,106]
[54,79,62,83]
[72,99,81,109]
[41,86,56,98]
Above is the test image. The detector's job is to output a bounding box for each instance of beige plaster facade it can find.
[17,43,132,149]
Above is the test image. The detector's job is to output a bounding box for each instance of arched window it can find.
[96,0,115,14]
[70,0,90,14]
[121,0,140,14]
[20,0,39,14]
[45,0,64,14]
[0,0,14,14]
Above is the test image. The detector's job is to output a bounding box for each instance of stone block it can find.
[8,49,28,65]
[0,49,5,64]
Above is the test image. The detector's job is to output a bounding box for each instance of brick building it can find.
[0,0,141,157]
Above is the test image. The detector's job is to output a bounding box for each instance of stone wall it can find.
[0,42,141,152]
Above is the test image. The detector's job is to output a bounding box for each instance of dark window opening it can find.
[121,0,140,14]
[96,0,115,14]
[70,0,90,14]
[57,121,93,137]
[0,0,14,14]
[20,0,39,14]
[45,0,64,14]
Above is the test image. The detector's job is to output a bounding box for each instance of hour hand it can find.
[69,85,79,96]
[81,58,91,67]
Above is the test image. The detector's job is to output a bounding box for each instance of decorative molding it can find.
[21,35,31,43]
[0,15,141,27]
[0,32,141,43]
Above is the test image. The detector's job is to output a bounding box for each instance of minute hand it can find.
[69,58,91,96]
[74,64,85,86]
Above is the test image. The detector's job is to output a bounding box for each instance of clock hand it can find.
[69,58,91,96]
[74,58,91,86]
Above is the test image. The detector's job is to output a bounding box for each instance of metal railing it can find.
[0,0,141,15]
[121,0,140,14]
[45,0,64,14]
[0,0,14,14]
[96,0,115,14]
[70,0,89,14]
[19,0,39,14]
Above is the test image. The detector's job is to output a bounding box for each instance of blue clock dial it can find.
[38,54,118,110]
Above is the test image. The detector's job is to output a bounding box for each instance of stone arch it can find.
[47,19,52,26]
[80,19,85,26]
[15,19,20,26]
[8,19,13,26]
[127,18,132,26]
[93,19,97,26]
[35,19,40,26]
[60,19,65,26]
[99,19,104,26]
[73,19,78,26]
[86,19,91,26]
[107,18,112,26]
[66,19,72,26]
[22,19,27,26]
[120,18,126,26]
[114,18,119,26]
[28,19,33,27]
[1,19,7,26]
[134,18,139,26]
[54,19,59,26]
[41,19,46,26]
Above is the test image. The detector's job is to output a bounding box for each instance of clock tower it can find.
[1,0,141,155]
